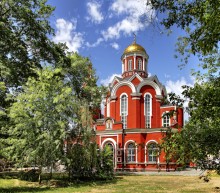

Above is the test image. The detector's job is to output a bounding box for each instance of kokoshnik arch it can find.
[95,38,184,171]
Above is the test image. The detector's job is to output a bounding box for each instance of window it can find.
[148,143,158,162]
[128,60,132,71]
[127,143,135,162]
[163,114,170,127]
[138,59,142,70]
[144,94,152,128]
[104,142,114,167]
[120,94,128,129]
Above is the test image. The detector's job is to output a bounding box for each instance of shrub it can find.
[18,169,39,182]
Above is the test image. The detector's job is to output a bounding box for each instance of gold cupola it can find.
[123,42,147,55]
[121,35,149,79]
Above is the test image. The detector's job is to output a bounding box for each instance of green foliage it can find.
[151,0,220,173]
[7,67,77,173]
[0,0,69,161]
[18,169,39,182]
[151,0,220,55]
[64,53,105,116]
[161,77,220,172]
[0,0,69,88]
[65,131,114,180]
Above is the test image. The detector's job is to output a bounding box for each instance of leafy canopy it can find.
[0,0,69,88]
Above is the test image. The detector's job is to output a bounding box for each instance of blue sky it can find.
[47,0,197,97]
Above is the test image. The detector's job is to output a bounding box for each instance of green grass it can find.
[0,175,220,193]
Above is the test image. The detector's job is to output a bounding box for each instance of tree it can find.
[150,0,220,55]
[7,67,77,183]
[0,0,69,89]
[150,0,220,172]
[0,0,69,159]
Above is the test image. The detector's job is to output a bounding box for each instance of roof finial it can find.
[133,33,136,44]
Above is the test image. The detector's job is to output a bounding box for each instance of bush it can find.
[18,169,39,182]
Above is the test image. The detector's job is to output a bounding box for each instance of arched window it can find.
[163,113,170,127]
[128,60,132,71]
[138,59,142,70]
[144,94,152,128]
[127,143,135,162]
[148,143,158,162]
[104,142,114,167]
[120,94,128,129]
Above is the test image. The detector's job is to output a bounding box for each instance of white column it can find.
[143,57,145,71]
[134,54,136,70]
[122,62,124,73]
[125,56,127,71]
[136,146,138,164]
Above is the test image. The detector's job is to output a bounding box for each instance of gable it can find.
[131,76,141,85]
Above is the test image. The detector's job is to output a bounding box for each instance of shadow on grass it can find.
[0,177,122,192]
[0,186,51,193]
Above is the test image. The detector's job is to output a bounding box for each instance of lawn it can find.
[0,175,220,193]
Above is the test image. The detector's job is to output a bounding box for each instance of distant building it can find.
[95,39,183,171]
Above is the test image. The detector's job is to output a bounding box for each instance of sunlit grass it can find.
[0,175,220,193]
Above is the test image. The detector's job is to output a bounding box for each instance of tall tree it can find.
[150,0,220,172]
[0,0,69,109]
[0,0,69,159]
[7,67,77,182]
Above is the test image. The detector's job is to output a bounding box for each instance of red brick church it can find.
[95,39,183,171]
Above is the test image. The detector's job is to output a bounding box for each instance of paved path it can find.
[117,169,206,176]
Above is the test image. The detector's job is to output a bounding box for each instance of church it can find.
[95,38,184,171]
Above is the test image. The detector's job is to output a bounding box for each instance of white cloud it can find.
[165,77,193,97]
[86,38,104,48]
[165,77,194,121]
[100,73,121,86]
[164,73,171,79]
[111,42,119,50]
[86,1,104,24]
[101,0,155,40]
[53,18,84,52]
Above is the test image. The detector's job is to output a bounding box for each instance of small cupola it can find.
[121,35,149,79]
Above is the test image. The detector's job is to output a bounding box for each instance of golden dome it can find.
[123,42,146,55]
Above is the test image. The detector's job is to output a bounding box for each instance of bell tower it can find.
[121,35,149,79]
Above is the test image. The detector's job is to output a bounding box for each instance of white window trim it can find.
[138,59,142,70]
[124,140,137,164]
[144,93,152,128]
[128,60,132,71]
[162,111,170,127]
[120,93,128,116]
[144,93,152,116]
[145,140,159,164]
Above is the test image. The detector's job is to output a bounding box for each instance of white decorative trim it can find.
[137,80,161,96]
[107,98,110,117]
[122,62,124,73]
[134,54,136,70]
[128,73,143,82]
[111,81,136,97]
[146,140,158,146]
[132,97,140,100]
